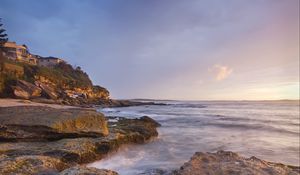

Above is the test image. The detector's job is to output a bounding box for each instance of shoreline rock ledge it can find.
[173,150,300,175]
[0,105,160,175]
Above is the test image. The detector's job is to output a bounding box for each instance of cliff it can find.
[0,54,109,105]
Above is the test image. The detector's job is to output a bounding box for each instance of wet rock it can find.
[12,80,42,99]
[173,150,300,175]
[60,166,118,175]
[140,116,161,127]
[110,116,160,143]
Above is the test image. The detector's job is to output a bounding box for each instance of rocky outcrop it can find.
[60,166,118,175]
[11,85,31,99]
[173,151,300,175]
[0,106,109,141]
[36,81,58,100]
[0,105,160,174]
[12,80,42,99]
[98,99,167,108]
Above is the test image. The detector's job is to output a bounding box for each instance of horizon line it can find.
[125,98,300,102]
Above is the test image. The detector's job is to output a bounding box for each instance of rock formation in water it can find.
[173,150,300,175]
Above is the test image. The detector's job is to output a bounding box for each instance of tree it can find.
[0,18,8,47]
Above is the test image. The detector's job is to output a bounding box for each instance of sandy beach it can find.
[0,98,79,109]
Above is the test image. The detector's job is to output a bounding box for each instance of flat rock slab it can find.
[0,106,108,141]
[174,150,300,175]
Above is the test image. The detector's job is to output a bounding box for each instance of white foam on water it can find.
[108,118,119,122]
[88,146,146,174]
[91,100,300,174]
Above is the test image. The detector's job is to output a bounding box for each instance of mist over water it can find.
[89,100,300,174]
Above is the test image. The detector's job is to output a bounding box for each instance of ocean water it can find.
[89,100,300,174]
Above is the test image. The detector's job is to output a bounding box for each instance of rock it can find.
[36,81,58,100]
[12,80,42,99]
[90,85,110,100]
[110,116,160,143]
[173,150,300,175]
[60,166,118,175]
[0,106,161,174]
[98,99,167,108]
[0,106,109,141]
[140,116,161,127]
[0,155,68,175]
[12,85,30,99]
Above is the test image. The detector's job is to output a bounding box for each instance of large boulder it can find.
[35,81,58,100]
[174,151,300,175]
[12,85,30,99]
[0,106,109,141]
[12,80,42,99]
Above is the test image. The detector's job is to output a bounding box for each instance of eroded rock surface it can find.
[174,150,300,175]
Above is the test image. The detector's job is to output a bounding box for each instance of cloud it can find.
[210,64,233,81]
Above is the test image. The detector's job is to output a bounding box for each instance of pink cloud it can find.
[211,64,233,81]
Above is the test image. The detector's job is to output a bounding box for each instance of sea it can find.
[88,100,300,174]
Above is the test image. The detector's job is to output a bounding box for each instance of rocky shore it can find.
[0,100,298,175]
[0,104,160,174]
[173,151,300,175]
[97,99,167,108]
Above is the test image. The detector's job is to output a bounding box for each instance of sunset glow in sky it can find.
[1,0,299,100]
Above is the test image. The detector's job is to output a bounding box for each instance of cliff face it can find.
[0,55,110,105]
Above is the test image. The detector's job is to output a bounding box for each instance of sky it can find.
[0,0,299,100]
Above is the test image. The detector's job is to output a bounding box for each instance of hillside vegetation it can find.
[0,54,109,104]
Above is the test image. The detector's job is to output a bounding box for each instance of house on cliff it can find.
[37,57,65,67]
[2,42,37,65]
[1,41,66,67]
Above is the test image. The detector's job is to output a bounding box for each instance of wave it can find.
[158,116,299,136]
[214,115,300,127]
[202,122,299,136]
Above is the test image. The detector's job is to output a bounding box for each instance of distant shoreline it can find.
[132,98,300,102]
